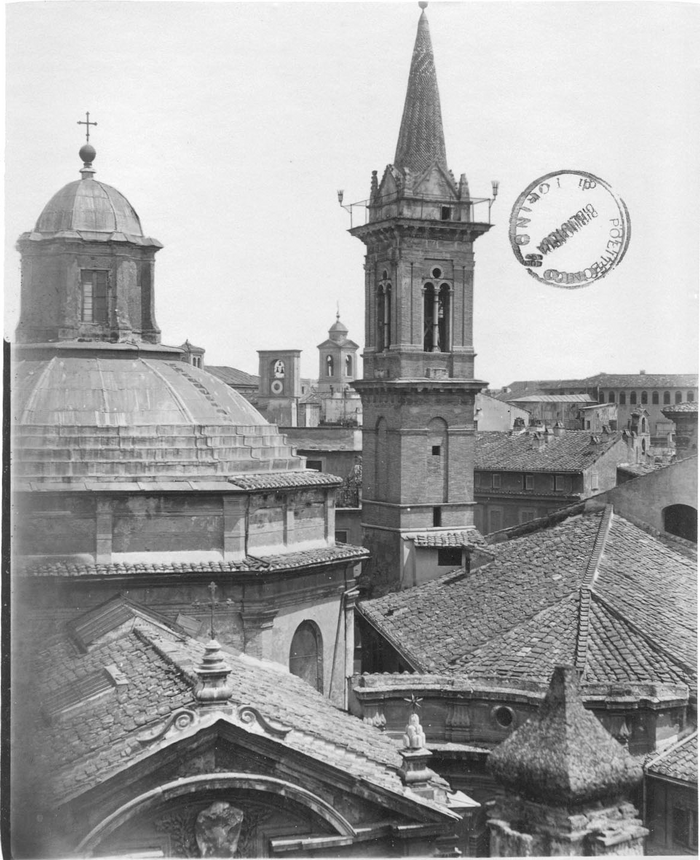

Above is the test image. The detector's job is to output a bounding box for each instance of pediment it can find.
[412,162,458,200]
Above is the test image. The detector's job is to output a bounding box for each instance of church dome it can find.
[34,178,143,238]
[329,316,349,336]
[13,355,304,484]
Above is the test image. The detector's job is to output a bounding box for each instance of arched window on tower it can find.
[688,391,695,402]
[641,391,648,405]
[423,283,435,351]
[652,391,659,405]
[630,391,637,405]
[326,355,334,377]
[663,391,671,404]
[376,280,392,351]
[289,621,323,693]
[676,391,683,404]
[345,354,353,377]
[608,392,616,403]
[438,284,450,351]
[619,392,626,405]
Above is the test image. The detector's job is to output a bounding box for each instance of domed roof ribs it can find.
[393,5,448,177]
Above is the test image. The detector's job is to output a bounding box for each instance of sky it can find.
[5,1,700,388]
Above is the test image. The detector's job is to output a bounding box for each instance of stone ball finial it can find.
[419,1,428,8]
[79,143,96,165]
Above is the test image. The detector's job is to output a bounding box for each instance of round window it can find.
[432,267,442,279]
[494,706,514,728]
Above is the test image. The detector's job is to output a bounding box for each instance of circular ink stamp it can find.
[509,170,631,289]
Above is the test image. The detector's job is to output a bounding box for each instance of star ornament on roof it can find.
[403,694,423,713]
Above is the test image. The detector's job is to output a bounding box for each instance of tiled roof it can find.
[475,431,623,472]
[588,373,698,389]
[499,374,698,396]
[406,528,485,548]
[205,365,260,387]
[358,509,696,689]
[661,401,698,414]
[228,471,342,489]
[16,603,447,815]
[19,544,368,578]
[508,394,595,403]
[646,733,698,784]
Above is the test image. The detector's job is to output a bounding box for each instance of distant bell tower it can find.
[350,3,494,592]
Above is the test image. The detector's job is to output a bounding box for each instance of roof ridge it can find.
[574,505,613,674]
[590,591,697,679]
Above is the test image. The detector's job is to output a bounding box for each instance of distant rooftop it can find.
[475,430,624,473]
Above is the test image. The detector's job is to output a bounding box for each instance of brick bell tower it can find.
[350,3,494,593]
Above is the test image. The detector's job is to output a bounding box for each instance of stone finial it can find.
[403,712,427,750]
[194,639,234,708]
[489,666,643,806]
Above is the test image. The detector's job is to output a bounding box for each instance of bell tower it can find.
[350,3,494,592]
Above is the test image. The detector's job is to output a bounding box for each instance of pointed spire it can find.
[393,3,448,176]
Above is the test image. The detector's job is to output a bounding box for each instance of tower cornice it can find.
[350,218,491,245]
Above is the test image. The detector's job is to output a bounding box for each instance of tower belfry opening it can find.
[350,3,492,592]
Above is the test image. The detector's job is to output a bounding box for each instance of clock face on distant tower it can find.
[270,379,283,395]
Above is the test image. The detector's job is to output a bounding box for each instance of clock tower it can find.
[350,3,494,592]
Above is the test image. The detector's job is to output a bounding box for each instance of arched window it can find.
[630,391,637,405]
[608,392,616,403]
[619,392,626,405]
[423,283,435,351]
[289,621,324,692]
[641,391,648,405]
[675,391,683,404]
[663,504,697,543]
[423,283,450,352]
[652,391,659,405]
[326,355,334,377]
[377,282,391,351]
[663,391,671,404]
[345,354,353,377]
[688,391,695,402]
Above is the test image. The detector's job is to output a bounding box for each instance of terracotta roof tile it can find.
[359,510,696,689]
[228,471,342,489]
[407,528,485,548]
[646,733,698,784]
[19,544,368,578]
[17,606,433,811]
[475,431,624,472]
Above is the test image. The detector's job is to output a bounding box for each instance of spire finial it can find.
[77,112,98,178]
[336,302,340,321]
[418,1,428,8]
[77,111,97,143]
[394,3,447,175]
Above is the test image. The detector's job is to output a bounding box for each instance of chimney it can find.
[639,369,646,375]
[552,421,565,437]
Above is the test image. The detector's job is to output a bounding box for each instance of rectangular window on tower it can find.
[81,270,108,324]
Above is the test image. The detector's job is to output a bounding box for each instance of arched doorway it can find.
[663,504,697,543]
[289,621,324,692]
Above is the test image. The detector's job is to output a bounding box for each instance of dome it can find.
[329,316,349,336]
[13,356,304,483]
[34,178,143,238]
